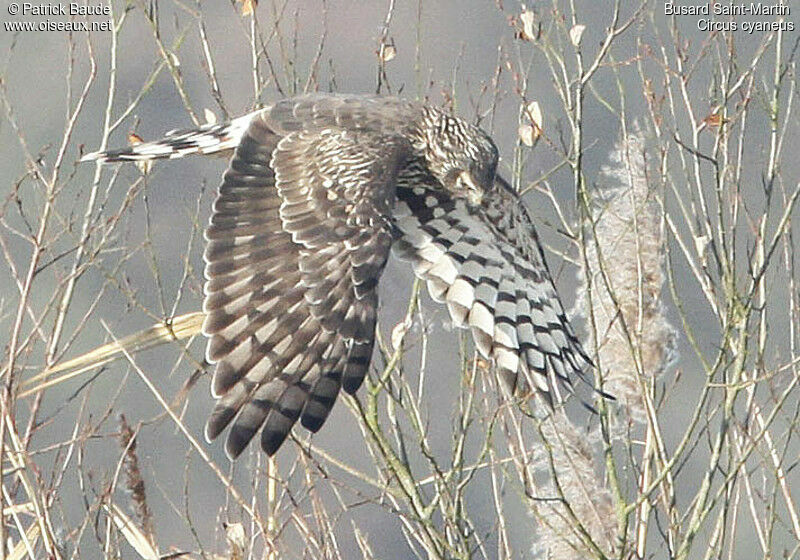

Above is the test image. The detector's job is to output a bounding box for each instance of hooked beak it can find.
[458,171,484,206]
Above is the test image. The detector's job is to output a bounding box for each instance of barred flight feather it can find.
[82,93,597,459]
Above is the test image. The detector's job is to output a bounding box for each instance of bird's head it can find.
[421,110,498,206]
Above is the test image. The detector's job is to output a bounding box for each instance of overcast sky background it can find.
[1,1,798,558]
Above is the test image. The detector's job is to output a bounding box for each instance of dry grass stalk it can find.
[529,408,617,560]
[118,414,155,548]
[577,127,677,422]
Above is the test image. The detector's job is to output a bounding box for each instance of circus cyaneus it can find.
[83,94,591,458]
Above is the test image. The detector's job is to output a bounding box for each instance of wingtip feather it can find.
[80,151,103,163]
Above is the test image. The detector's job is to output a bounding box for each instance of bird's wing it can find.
[203,109,410,458]
[80,94,418,164]
[393,180,591,401]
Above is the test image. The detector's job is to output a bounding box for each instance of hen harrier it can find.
[83,94,592,458]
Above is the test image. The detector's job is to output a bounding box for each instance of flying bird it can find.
[83,94,592,458]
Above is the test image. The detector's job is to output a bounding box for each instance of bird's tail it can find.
[81,112,258,163]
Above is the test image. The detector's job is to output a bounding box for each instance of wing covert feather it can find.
[393,181,591,399]
[203,103,410,458]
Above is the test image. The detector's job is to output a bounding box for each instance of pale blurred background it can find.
[1,1,798,558]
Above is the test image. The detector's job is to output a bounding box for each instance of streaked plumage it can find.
[83,94,591,458]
